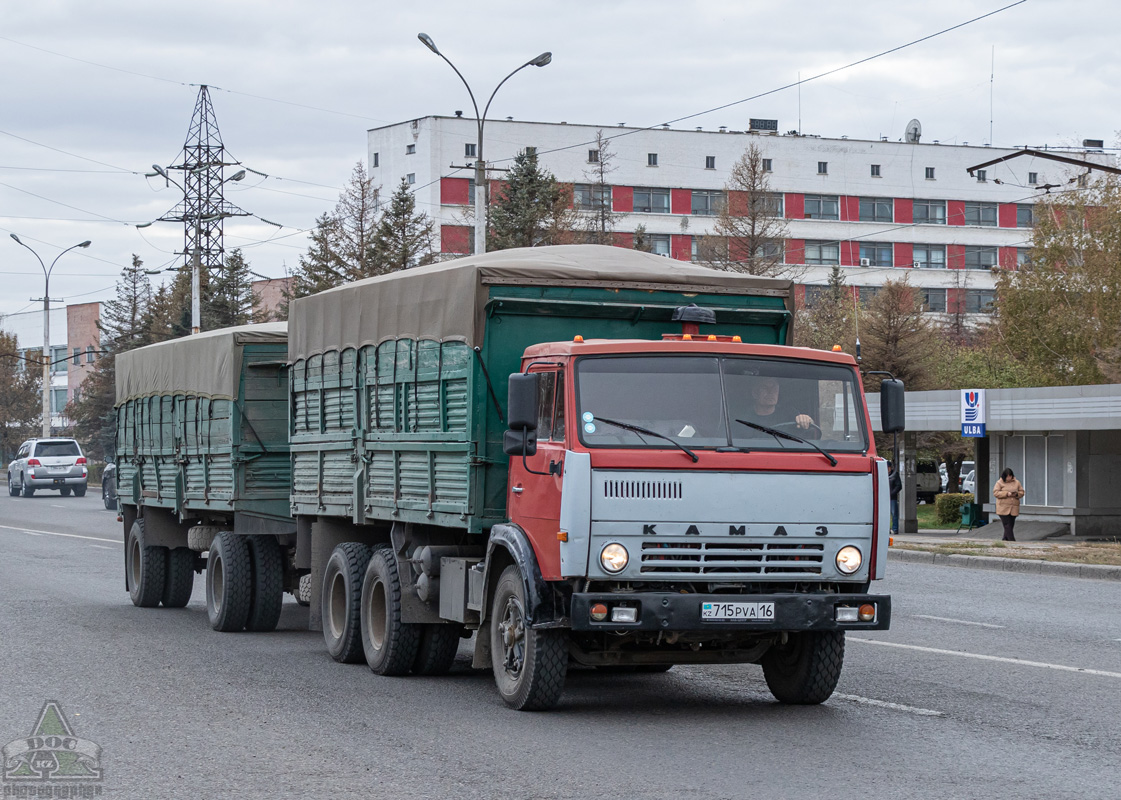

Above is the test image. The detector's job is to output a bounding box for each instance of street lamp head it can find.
[418,32,439,55]
[228,170,246,182]
[9,233,21,244]
[78,241,91,248]
[152,164,169,180]
[530,52,552,67]
[135,221,154,229]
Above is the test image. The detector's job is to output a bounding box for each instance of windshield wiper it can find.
[734,419,838,467]
[592,416,699,462]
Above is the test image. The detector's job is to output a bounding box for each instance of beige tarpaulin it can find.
[288,244,791,361]
[115,322,288,406]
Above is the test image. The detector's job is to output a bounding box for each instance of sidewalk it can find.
[888,529,1121,581]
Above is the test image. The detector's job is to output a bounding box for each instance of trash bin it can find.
[957,501,985,532]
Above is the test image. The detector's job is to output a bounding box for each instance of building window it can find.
[964,246,999,270]
[406,144,416,155]
[870,164,881,177]
[588,149,599,163]
[406,173,415,185]
[762,158,773,172]
[647,153,658,167]
[72,347,81,366]
[633,187,670,214]
[921,287,947,312]
[50,346,67,374]
[1017,248,1032,268]
[466,176,475,206]
[574,184,612,211]
[804,240,840,266]
[465,143,476,158]
[976,169,987,183]
[50,388,68,414]
[925,167,936,179]
[756,240,784,261]
[858,286,880,303]
[647,234,671,256]
[86,346,95,363]
[1004,433,1064,506]
[817,161,828,175]
[912,244,946,269]
[912,200,946,225]
[964,202,998,227]
[705,156,716,170]
[964,289,996,314]
[804,195,839,220]
[752,193,784,217]
[859,243,892,267]
[691,190,725,216]
[858,197,893,223]
[1028,172,1038,185]
[525,146,537,157]
[372,153,379,168]
[1017,204,1034,228]
[803,285,830,308]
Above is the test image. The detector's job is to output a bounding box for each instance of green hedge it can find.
[87,462,106,484]
[935,493,974,525]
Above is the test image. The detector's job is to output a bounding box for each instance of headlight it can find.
[836,546,863,574]
[600,543,629,573]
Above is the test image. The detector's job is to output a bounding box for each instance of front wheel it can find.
[761,631,844,705]
[489,566,567,711]
[102,481,115,510]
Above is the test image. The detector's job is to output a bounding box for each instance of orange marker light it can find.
[832,344,843,352]
[590,603,608,621]
[573,335,584,342]
[682,334,692,341]
[707,334,717,341]
[858,604,876,622]
[557,531,568,542]
[732,335,742,343]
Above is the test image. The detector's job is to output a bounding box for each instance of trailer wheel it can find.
[126,520,167,608]
[412,624,462,676]
[489,565,567,711]
[761,631,845,705]
[163,547,196,608]
[321,543,373,663]
[295,573,312,607]
[206,532,253,632]
[246,535,284,632]
[360,546,421,676]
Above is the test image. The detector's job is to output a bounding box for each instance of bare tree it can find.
[578,130,623,245]
[697,142,793,277]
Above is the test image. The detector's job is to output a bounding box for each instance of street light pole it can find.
[417,34,551,256]
[9,235,92,437]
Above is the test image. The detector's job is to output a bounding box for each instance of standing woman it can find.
[993,468,1025,542]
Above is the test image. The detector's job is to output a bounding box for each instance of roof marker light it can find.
[732,335,742,343]
[832,345,843,352]
[573,335,584,342]
[682,334,692,341]
[707,335,717,341]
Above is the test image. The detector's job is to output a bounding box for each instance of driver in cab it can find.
[743,376,818,437]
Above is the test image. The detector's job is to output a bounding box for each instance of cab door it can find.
[507,367,568,579]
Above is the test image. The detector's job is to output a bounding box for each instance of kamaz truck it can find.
[117,245,904,711]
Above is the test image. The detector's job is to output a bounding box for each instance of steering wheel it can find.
[771,420,823,437]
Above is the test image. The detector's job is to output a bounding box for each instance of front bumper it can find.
[569,592,891,632]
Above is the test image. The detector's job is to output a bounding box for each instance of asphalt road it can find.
[1,491,1119,800]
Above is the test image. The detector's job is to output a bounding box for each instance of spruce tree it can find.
[204,248,257,329]
[370,178,435,273]
[487,150,574,250]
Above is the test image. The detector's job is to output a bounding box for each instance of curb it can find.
[888,547,1121,581]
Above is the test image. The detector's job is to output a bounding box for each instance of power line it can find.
[0,128,138,173]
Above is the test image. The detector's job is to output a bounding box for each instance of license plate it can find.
[701,602,775,621]
[49,467,68,473]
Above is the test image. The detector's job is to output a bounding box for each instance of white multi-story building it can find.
[369,116,1114,315]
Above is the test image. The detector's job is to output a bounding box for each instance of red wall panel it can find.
[998,203,1018,228]
[840,196,859,222]
[840,241,859,266]
[613,186,633,213]
[785,193,805,219]
[894,242,914,268]
[947,244,966,269]
[440,225,472,254]
[441,177,470,205]
[613,232,635,248]
[894,198,913,224]
[999,246,1018,270]
[671,189,692,215]
[947,200,965,226]
[671,234,692,261]
[793,284,806,308]
[786,239,805,264]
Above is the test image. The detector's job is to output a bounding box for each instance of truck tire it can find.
[360,546,421,676]
[761,631,845,705]
[489,565,567,711]
[127,520,167,608]
[206,532,253,632]
[246,535,284,632]
[163,547,196,608]
[295,573,312,607]
[412,624,462,676]
[321,542,373,663]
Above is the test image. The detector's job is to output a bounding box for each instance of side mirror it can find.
[507,373,539,432]
[503,428,538,457]
[880,379,905,434]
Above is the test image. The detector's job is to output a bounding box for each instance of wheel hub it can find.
[498,598,526,676]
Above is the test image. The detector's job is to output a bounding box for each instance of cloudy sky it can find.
[0,0,1114,318]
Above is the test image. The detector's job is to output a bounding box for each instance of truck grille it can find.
[603,479,682,500]
[640,541,824,576]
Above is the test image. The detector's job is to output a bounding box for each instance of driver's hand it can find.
[795,414,813,429]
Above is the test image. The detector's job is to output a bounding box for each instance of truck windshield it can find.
[575,355,868,453]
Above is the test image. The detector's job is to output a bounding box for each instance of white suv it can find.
[7,438,89,497]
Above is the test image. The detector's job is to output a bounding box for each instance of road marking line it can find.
[832,693,943,717]
[0,524,118,544]
[912,614,1004,629]
[50,504,67,509]
[850,637,1121,679]
[89,545,114,550]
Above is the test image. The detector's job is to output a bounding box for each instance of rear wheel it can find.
[126,520,167,608]
[206,532,253,632]
[761,631,845,705]
[21,477,34,497]
[60,487,72,497]
[489,566,567,711]
[163,547,196,608]
[321,543,373,663]
[295,573,312,607]
[412,624,462,676]
[360,546,420,676]
[74,485,86,498]
[8,474,19,497]
[246,535,284,632]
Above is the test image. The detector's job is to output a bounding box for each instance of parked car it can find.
[961,470,976,495]
[102,462,117,510]
[940,460,975,493]
[7,438,88,497]
[916,460,941,504]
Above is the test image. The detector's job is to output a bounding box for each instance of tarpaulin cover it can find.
[115,322,288,406]
[288,244,790,361]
